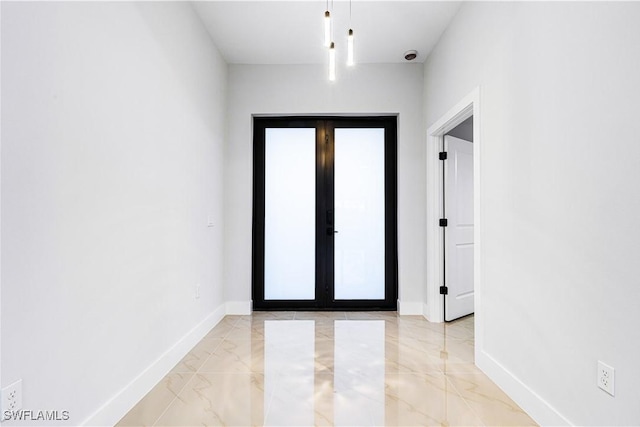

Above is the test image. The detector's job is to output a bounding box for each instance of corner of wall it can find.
[225,300,252,315]
[422,302,434,322]
[397,300,423,316]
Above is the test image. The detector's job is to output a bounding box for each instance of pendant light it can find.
[347,29,354,66]
[329,42,336,81]
[322,0,355,81]
[347,0,354,66]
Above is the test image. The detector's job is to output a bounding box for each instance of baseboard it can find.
[476,349,573,426]
[422,302,434,322]
[397,300,423,315]
[226,300,252,315]
[81,304,226,427]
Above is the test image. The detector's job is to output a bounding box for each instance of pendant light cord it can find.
[331,0,334,38]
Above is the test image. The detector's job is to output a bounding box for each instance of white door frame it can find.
[425,87,482,329]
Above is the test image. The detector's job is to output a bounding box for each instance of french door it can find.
[252,117,397,310]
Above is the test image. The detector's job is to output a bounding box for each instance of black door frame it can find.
[252,116,397,311]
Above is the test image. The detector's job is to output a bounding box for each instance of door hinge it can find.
[439,151,447,160]
[440,286,448,295]
[439,218,448,227]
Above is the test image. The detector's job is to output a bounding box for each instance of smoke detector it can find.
[404,50,418,61]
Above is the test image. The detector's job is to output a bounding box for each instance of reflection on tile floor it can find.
[117,312,537,426]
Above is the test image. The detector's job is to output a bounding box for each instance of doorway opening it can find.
[252,116,398,311]
[425,88,481,329]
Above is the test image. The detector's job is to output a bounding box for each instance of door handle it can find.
[326,227,339,235]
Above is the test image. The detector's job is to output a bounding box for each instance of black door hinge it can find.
[440,286,448,295]
[439,152,448,160]
[439,218,448,227]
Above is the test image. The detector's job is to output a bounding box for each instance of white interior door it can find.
[444,135,474,321]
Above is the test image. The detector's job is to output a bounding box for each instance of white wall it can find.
[225,64,425,313]
[1,2,227,425]
[424,2,640,425]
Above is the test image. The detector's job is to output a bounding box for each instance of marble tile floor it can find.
[117,312,537,427]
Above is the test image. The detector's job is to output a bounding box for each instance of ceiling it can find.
[192,1,462,65]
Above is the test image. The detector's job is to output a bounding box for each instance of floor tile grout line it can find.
[262,371,284,426]
[200,318,266,375]
[444,371,538,426]
[194,337,225,375]
[443,372,488,427]
[151,317,243,426]
[150,319,237,426]
[150,371,197,427]
[216,316,239,340]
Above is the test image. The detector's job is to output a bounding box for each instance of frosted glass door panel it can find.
[264,128,316,300]
[334,129,385,300]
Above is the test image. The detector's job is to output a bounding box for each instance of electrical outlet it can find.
[1,379,23,413]
[195,283,201,299]
[597,361,615,396]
